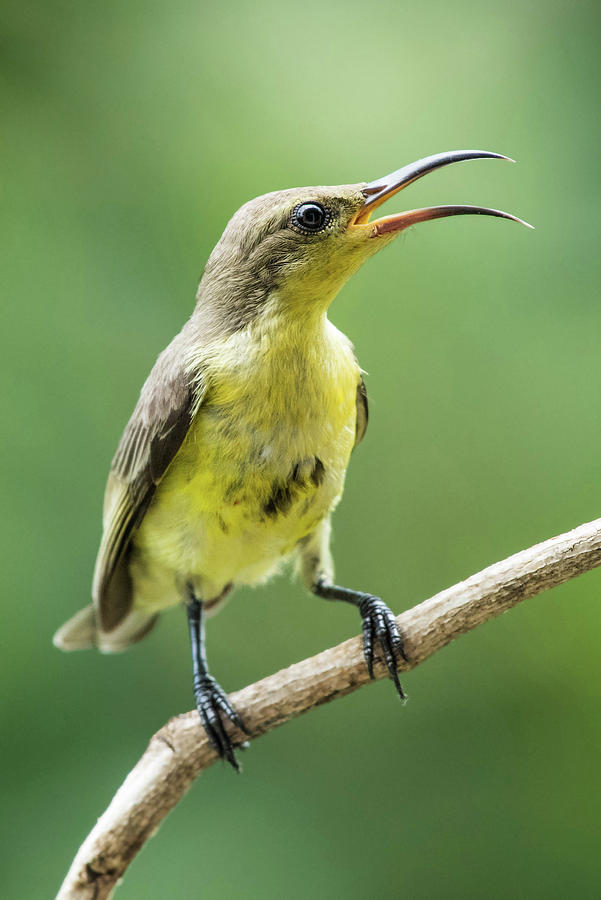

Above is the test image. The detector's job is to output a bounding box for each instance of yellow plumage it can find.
[130,306,360,614]
[54,151,524,768]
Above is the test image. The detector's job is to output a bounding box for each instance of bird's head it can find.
[198,150,531,329]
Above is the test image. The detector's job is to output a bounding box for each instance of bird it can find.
[54,150,530,770]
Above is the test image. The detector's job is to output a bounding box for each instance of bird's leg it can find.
[312,579,408,700]
[186,588,249,771]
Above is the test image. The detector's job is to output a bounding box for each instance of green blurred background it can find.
[3,0,601,896]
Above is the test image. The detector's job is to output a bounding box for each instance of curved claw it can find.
[194,675,248,771]
[358,596,407,701]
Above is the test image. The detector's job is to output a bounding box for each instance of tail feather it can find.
[53,605,96,650]
[53,604,158,653]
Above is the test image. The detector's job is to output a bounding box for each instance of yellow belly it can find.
[130,313,360,612]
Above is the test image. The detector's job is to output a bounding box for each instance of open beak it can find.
[354,150,532,235]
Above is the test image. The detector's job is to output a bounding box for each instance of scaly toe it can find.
[194,677,246,770]
[358,596,407,699]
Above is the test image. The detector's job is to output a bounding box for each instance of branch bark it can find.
[57,517,601,900]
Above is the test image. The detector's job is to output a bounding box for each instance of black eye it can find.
[292,202,330,233]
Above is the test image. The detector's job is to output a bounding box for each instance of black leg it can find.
[313,580,408,700]
[186,590,249,771]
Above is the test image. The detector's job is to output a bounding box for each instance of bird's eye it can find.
[292,202,330,234]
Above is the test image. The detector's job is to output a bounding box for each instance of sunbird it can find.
[54,150,529,769]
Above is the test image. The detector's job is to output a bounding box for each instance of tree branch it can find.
[56,517,601,900]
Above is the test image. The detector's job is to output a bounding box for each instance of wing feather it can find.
[93,329,203,631]
[354,377,369,447]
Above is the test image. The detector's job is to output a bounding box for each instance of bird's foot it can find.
[358,595,408,700]
[193,675,249,771]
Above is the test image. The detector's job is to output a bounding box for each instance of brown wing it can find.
[92,330,204,631]
[354,377,369,447]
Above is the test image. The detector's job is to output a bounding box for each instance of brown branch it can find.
[56,517,601,900]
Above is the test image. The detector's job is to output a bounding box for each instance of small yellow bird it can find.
[54,150,529,769]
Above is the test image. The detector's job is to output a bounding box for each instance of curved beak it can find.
[354,150,532,235]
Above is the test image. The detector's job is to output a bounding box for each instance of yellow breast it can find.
[132,309,360,606]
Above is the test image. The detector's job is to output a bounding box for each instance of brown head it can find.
[196,150,531,329]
